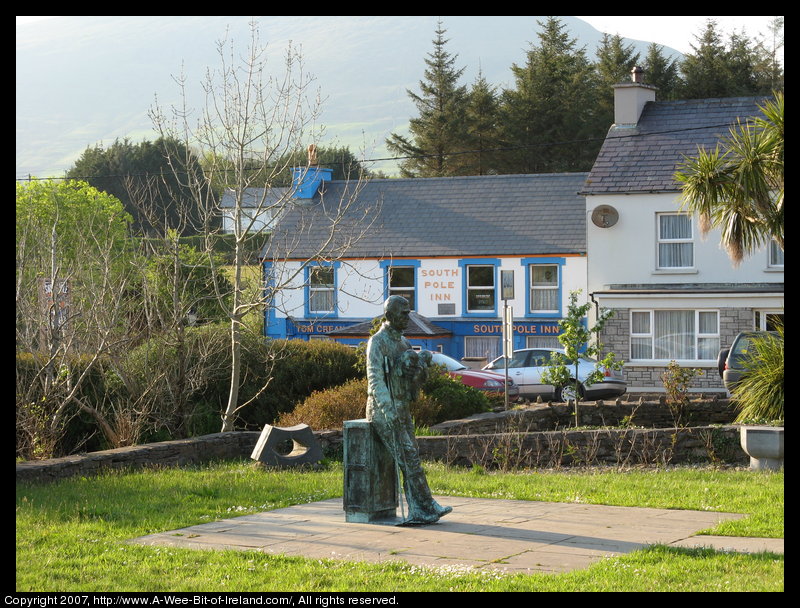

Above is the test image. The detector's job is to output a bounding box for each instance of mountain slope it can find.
[16,16,680,178]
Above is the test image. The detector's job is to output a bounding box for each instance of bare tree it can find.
[150,21,374,431]
[16,179,145,457]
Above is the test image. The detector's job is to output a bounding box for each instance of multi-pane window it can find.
[388,266,416,310]
[769,241,784,268]
[526,335,562,349]
[466,265,495,313]
[657,213,693,268]
[530,264,559,313]
[631,310,719,360]
[464,336,501,361]
[308,266,334,314]
[755,311,784,331]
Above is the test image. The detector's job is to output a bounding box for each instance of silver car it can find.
[483,348,626,401]
[430,352,520,401]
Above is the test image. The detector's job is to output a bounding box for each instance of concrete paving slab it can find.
[129,495,779,575]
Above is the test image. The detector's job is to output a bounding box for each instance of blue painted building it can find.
[262,170,589,365]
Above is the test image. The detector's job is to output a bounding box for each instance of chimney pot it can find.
[631,66,644,83]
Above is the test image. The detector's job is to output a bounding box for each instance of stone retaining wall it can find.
[16,432,261,484]
[430,397,737,436]
[416,426,747,469]
[17,425,746,485]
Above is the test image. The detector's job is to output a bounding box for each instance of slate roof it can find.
[264,172,588,260]
[582,96,768,194]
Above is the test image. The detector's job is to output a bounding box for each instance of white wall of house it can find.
[586,193,784,290]
[221,208,277,235]
[585,192,783,392]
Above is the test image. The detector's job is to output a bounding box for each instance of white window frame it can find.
[768,241,784,268]
[630,309,720,361]
[755,310,784,331]
[308,266,335,315]
[656,213,694,269]
[530,264,559,314]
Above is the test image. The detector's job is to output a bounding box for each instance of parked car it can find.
[429,352,519,401]
[483,348,626,401]
[717,331,780,393]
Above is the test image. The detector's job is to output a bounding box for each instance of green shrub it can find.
[116,328,361,434]
[16,352,114,458]
[661,360,704,426]
[277,377,367,429]
[420,370,491,422]
[279,367,490,430]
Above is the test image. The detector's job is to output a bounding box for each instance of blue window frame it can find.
[459,258,500,317]
[304,261,340,318]
[380,260,421,311]
[521,257,566,318]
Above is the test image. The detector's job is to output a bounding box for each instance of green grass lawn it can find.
[15,461,783,592]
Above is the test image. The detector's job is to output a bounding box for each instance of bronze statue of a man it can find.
[365,295,452,525]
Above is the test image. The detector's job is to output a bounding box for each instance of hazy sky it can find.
[17,16,782,63]
[18,16,781,54]
[576,16,781,55]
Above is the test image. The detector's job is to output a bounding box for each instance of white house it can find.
[262,170,589,364]
[220,187,290,235]
[582,77,783,392]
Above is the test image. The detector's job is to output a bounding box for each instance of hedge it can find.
[17,329,361,458]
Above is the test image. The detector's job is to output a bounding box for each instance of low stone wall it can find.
[16,399,745,483]
[15,430,346,484]
[430,397,737,435]
[416,426,747,469]
[16,432,261,484]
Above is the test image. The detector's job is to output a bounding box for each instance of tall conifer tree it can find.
[463,70,501,175]
[643,43,681,100]
[386,20,469,177]
[594,34,641,130]
[499,17,600,173]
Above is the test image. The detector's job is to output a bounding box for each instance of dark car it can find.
[429,352,520,401]
[718,331,780,392]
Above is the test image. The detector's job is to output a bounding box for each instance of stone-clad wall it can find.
[599,307,756,391]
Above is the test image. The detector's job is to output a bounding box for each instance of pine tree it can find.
[643,43,681,100]
[678,19,775,99]
[752,17,784,93]
[67,137,205,236]
[462,70,501,175]
[385,20,469,177]
[679,20,732,98]
[499,17,601,174]
[594,34,641,128]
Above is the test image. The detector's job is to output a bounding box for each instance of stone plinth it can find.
[343,419,399,524]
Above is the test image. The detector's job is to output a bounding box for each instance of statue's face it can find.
[386,297,411,331]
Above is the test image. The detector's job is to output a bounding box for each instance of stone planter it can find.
[739,426,784,471]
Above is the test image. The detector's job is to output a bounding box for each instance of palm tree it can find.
[675,92,783,266]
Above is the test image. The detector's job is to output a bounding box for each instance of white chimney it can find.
[612,66,657,126]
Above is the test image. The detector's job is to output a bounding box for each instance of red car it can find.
[430,352,519,401]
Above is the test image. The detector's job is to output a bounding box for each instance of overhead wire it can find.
[15,122,743,182]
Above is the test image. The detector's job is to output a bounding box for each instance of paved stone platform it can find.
[130,496,782,575]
